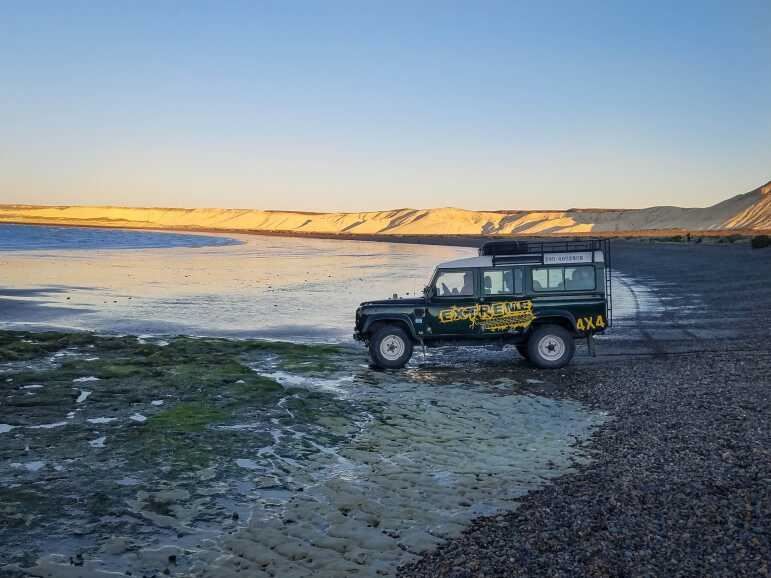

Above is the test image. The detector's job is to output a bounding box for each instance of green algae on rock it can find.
[0,330,361,572]
[145,403,228,432]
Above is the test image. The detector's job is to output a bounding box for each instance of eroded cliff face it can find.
[720,182,771,230]
[1,181,769,235]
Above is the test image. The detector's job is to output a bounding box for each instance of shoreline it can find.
[1,235,770,576]
[400,238,771,576]
[1,219,769,249]
[400,347,771,577]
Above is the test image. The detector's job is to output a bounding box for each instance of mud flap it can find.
[586,333,596,357]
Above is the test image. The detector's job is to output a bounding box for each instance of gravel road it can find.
[400,241,771,577]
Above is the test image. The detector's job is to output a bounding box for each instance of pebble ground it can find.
[401,241,771,577]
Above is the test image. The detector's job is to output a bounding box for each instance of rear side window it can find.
[532,268,564,291]
[532,266,595,292]
[565,267,595,290]
[483,270,513,295]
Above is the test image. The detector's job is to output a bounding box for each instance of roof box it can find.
[478,240,529,256]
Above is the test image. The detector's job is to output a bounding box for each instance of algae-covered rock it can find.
[145,403,228,433]
[0,329,358,573]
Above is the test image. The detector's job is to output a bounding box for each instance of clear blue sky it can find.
[1,1,769,211]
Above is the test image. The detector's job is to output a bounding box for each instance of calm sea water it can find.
[0,223,471,340]
[0,223,241,250]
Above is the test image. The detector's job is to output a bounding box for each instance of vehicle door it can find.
[477,267,535,336]
[424,268,480,337]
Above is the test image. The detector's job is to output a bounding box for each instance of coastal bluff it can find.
[1,180,769,236]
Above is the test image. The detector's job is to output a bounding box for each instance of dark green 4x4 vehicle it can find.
[354,239,612,369]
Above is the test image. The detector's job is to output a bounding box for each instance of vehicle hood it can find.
[359,297,426,307]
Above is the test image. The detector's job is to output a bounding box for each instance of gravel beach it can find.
[401,241,771,577]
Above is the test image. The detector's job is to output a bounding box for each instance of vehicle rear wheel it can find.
[516,344,530,359]
[527,324,575,369]
[369,325,413,369]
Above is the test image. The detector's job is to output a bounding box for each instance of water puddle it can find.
[197,373,601,576]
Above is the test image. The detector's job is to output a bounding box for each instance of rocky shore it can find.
[401,241,771,577]
[400,349,770,577]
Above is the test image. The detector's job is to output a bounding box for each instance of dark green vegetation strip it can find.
[0,331,101,362]
[1,330,352,430]
[0,330,344,371]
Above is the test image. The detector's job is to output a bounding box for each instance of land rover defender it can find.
[354,239,612,369]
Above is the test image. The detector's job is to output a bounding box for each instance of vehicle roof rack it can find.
[479,238,606,257]
[478,238,609,267]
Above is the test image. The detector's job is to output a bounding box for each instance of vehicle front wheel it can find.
[369,325,414,369]
[527,324,575,369]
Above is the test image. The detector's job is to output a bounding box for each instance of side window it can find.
[531,267,565,291]
[565,267,596,290]
[532,268,548,291]
[435,270,474,297]
[547,268,564,290]
[483,270,514,295]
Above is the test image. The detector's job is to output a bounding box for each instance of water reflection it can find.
[0,230,472,340]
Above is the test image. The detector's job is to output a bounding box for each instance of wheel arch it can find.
[530,311,578,335]
[362,315,418,342]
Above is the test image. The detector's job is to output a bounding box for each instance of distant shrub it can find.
[667,235,684,242]
[719,235,742,244]
[751,235,771,249]
[694,237,702,244]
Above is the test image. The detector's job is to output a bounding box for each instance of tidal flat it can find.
[0,330,603,577]
[0,225,473,341]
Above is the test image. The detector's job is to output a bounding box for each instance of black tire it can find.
[369,325,413,369]
[516,344,530,359]
[527,324,575,369]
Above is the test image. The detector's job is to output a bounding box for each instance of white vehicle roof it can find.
[437,251,604,270]
[436,256,493,269]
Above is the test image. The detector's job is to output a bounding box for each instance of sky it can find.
[0,1,769,212]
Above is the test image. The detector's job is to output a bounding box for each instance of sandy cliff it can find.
[1,181,769,236]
